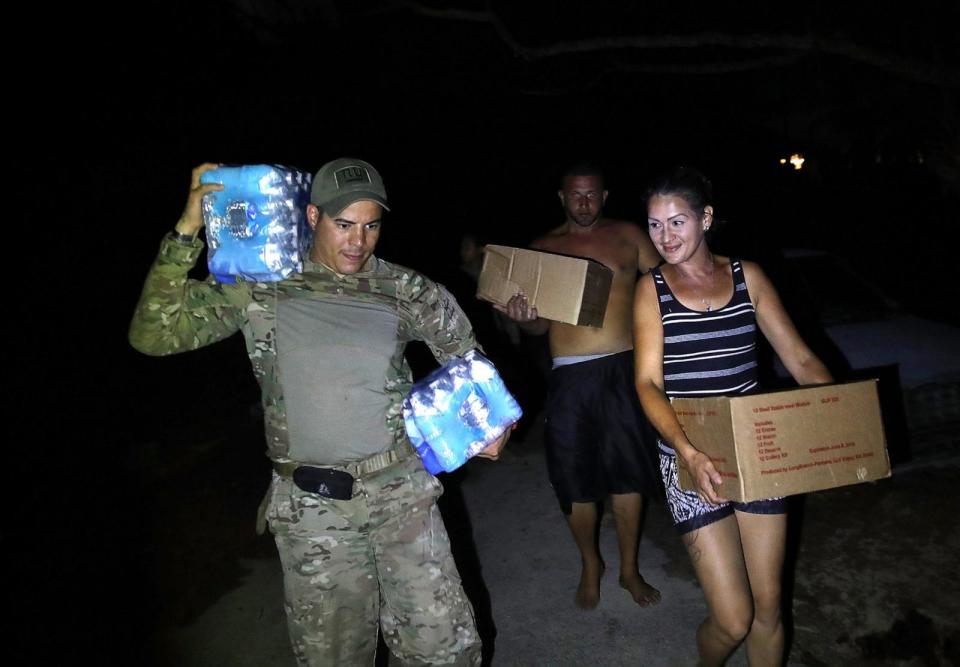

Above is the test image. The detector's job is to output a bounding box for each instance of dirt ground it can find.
[142,418,960,666]
[17,407,957,666]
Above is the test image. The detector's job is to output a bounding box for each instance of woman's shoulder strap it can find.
[650,264,676,313]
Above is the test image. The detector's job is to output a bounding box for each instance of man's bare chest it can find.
[542,237,638,276]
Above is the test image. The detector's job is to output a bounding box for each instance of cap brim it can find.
[319,192,390,216]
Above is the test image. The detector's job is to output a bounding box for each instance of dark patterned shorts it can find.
[659,442,786,535]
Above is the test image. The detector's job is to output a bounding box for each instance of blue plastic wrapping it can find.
[403,350,523,474]
[200,164,312,283]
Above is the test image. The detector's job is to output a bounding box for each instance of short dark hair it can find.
[561,162,605,190]
[646,165,713,215]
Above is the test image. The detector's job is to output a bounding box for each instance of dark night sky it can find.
[12,2,959,658]
[37,3,951,316]
[40,0,958,262]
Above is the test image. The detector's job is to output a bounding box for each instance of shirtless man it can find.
[498,163,663,609]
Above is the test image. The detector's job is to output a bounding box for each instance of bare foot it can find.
[575,561,605,610]
[619,573,661,607]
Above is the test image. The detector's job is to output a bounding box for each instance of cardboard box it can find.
[476,245,613,327]
[673,380,891,501]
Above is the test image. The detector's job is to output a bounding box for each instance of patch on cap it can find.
[311,157,389,212]
[335,166,371,188]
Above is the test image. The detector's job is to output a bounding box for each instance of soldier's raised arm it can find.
[128,164,248,356]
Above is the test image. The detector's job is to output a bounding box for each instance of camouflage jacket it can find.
[129,233,478,462]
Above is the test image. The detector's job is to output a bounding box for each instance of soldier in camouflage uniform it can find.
[130,159,510,666]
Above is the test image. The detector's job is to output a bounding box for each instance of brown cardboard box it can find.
[476,245,613,327]
[672,380,891,502]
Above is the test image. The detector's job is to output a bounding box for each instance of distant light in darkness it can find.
[779,155,805,170]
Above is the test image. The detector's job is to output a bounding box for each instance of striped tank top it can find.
[653,259,760,402]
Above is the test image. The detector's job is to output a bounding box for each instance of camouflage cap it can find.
[310,158,390,215]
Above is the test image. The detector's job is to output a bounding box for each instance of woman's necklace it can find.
[702,255,717,311]
[679,254,717,311]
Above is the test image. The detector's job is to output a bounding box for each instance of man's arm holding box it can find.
[487,238,553,335]
[494,293,550,335]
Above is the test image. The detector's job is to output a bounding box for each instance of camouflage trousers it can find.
[265,456,482,666]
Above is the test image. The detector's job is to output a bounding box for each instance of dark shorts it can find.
[544,351,660,514]
[658,443,787,535]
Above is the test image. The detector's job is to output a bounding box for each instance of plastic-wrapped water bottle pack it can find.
[403,350,522,474]
[200,164,312,283]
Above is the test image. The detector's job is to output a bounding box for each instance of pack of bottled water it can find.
[200,164,312,283]
[403,350,523,474]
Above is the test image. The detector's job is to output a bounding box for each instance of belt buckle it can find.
[359,448,405,476]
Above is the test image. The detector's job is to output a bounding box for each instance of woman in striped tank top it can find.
[634,167,833,666]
